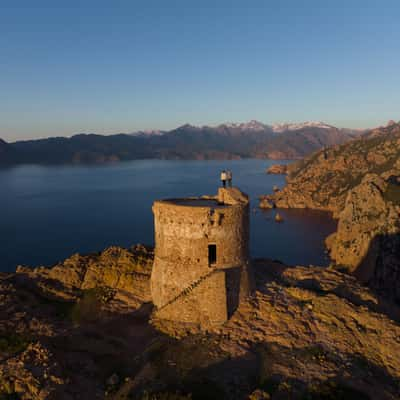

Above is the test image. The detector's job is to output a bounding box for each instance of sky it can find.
[1,0,400,141]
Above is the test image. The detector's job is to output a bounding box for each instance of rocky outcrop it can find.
[259,123,400,304]
[125,260,400,399]
[264,122,400,217]
[265,164,287,174]
[259,196,274,209]
[326,174,400,303]
[15,244,153,304]
[0,246,156,399]
[0,342,65,399]
[2,251,400,399]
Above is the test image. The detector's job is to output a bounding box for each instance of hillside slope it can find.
[263,122,400,215]
[1,248,399,399]
[260,122,400,303]
[0,139,14,165]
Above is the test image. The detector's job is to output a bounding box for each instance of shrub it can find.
[184,380,225,400]
[0,332,30,355]
[303,381,370,400]
[384,182,400,205]
[138,391,192,400]
[0,379,19,400]
[70,286,116,323]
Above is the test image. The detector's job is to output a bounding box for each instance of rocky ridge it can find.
[16,245,153,306]
[1,121,362,165]
[260,122,400,215]
[1,248,400,399]
[259,121,400,304]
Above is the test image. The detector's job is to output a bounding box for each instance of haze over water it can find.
[0,159,336,271]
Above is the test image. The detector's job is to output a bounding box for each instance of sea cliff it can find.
[260,122,400,304]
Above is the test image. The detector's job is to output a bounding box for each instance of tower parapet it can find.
[151,187,253,330]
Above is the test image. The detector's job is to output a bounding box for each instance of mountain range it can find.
[0,120,372,166]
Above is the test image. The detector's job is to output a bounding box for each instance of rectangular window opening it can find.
[208,244,217,266]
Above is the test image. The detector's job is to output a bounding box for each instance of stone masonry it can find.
[150,187,254,330]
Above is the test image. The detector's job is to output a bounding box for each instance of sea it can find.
[0,159,336,272]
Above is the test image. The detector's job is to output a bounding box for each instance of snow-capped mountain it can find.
[210,120,337,133]
[271,121,335,133]
[217,120,268,131]
[129,120,364,137]
[1,119,372,165]
[129,129,164,137]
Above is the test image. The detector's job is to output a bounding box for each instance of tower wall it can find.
[155,270,228,327]
[150,188,252,328]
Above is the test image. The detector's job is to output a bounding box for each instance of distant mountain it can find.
[0,138,8,153]
[216,120,270,131]
[0,138,15,165]
[271,121,335,132]
[0,120,369,166]
[128,120,365,137]
[129,129,165,137]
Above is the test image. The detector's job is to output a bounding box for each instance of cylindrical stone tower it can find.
[151,187,253,329]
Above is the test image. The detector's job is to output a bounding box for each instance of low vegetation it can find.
[304,381,370,400]
[0,379,19,400]
[136,392,192,400]
[70,286,116,324]
[384,182,400,205]
[0,332,30,356]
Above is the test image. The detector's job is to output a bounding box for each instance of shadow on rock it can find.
[353,232,400,308]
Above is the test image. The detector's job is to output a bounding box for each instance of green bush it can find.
[384,183,400,205]
[71,286,116,324]
[136,381,225,400]
[0,332,30,355]
[185,380,226,400]
[138,391,192,400]
[0,379,19,400]
[303,381,370,400]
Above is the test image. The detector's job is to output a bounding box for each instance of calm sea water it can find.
[0,159,336,271]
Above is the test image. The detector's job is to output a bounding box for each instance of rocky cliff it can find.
[261,121,400,216]
[326,174,400,302]
[260,122,400,304]
[1,249,400,399]
[16,245,153,305]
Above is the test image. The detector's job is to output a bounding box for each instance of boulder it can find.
[275,213,284,222]
[266,164,287,175]
[259,196,274,209]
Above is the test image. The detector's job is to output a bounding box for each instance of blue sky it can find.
[1,0,399,141]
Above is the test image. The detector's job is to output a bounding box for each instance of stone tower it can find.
[151,187,253,330]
